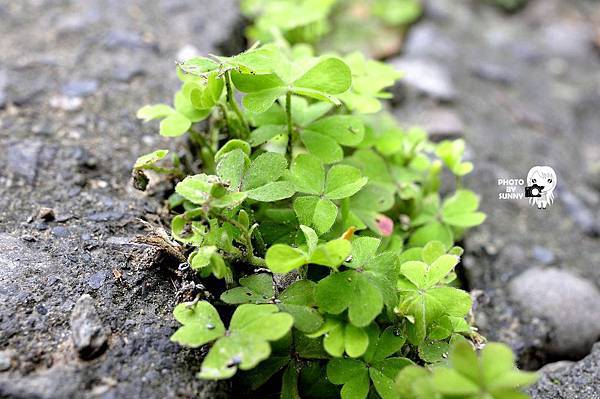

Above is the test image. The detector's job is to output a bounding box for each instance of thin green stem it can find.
[213,212,265,267]
[224,70,249,137]
[286,91,293,160]
[189,129,214,156]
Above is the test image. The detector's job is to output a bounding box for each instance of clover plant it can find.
[241,0,423,58]
[133,30,535,398]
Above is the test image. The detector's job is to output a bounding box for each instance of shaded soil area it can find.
[0,1,240,397]
[0,0,599,398]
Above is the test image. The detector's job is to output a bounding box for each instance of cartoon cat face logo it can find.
[526,166,557,209]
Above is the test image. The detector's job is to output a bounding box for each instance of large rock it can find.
[508,268,600,358]
[529,343,600,399]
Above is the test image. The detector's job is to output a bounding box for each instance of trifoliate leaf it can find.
[171,301,226,348]
[220,273,274,304]
[198,304,294,379]
[441,190,486,227]
[315,271,383,327]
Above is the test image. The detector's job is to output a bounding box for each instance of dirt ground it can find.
[0,0,599,398]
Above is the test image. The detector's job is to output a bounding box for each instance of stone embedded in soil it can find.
[87,271,107,289]
[531,246,555,265]
[410,108,464,140]
[7,140,43,184]
[529,343,600,399]
[391,57,456,101]
[70,294,110,360]
[508,268,600,358]
[61,80,99,97]
[0,351,13,371]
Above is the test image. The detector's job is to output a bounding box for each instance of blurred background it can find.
[0,0,599,398]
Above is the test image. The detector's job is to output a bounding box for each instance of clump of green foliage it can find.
[241,0,423,58]
[134,37,535,399]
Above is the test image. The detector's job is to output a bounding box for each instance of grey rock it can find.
[102,30,158,52]
[51,226,70,238]
[412,108,465,140]
[111,64,145,82]
[62,80,99,97]
[509,268,600,358]
[392,57,456,101]
[539,22,594,59]
[88,271,107,289]
[471,63,515,85]
[70,294,110,359]
[532,246,555,265]
[559,189,599,237]
[0,366,82,399]
[7,140,43,183]
[87,210,125,222]
[0,69,6,108]
[49,95,83,111]
[529,343,600,399]
[0,350,13,371]
[403,23,456,59]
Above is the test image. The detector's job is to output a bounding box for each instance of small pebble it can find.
[36,304,48,315]
[70,294,110,359]
[52,226,69,238]
[0,350,14,371]
[88,271,107,289]
[532,246,555,264]
[61,80,98,97]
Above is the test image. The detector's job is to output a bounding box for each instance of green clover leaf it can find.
[397,252,471,345]
[315,240,399,327]
[172,301,293,380]
[326,326,412,399]
[431,341,539,398]
[232,52,352,114]
[289,154,368,234]
[265,226,352,273]
[441,189,487,228]
[221,274,324,333]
